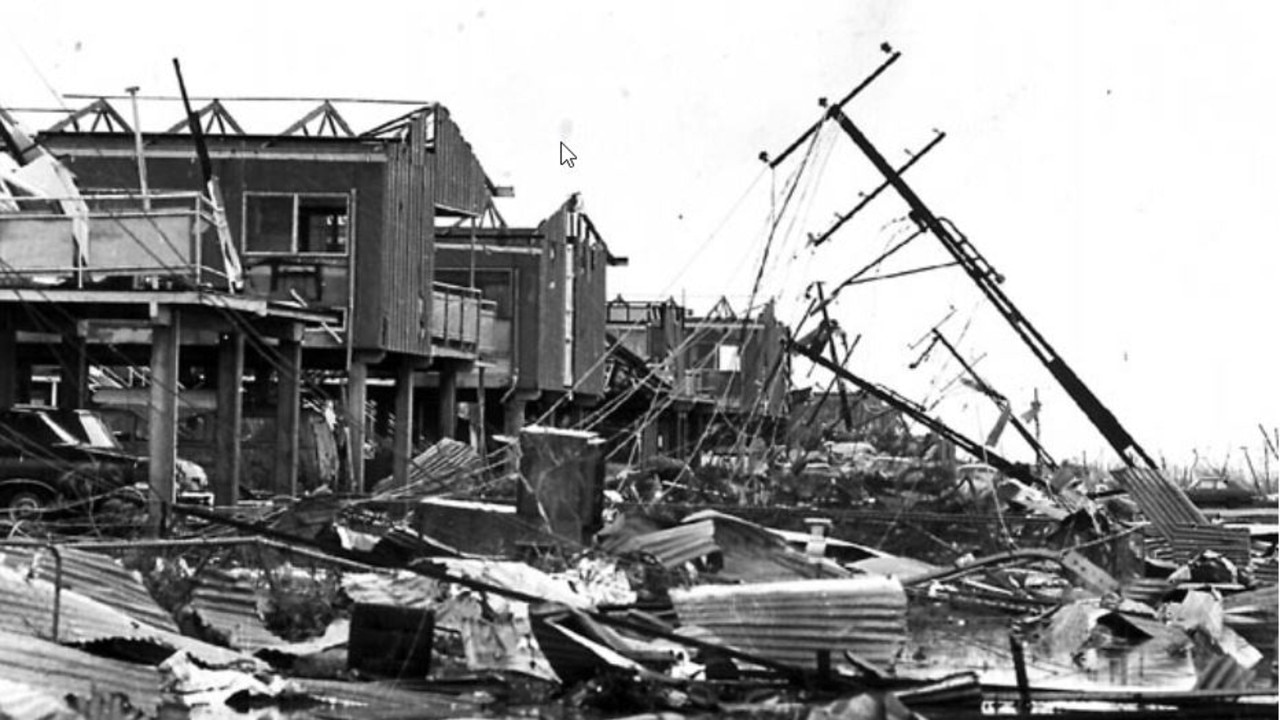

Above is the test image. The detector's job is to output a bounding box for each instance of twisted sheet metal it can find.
[671,576,908,671]
[0,544,177,633]
[603,511,847,582]
[0,564,255,668]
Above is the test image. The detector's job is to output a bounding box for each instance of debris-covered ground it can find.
[0,426,1274,720]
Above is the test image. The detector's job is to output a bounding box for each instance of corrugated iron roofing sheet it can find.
[1222,585,1278,657]
[1194,654,1251,690]
[1166,523,1253,567]
[0,545,177,633]
[189,569,284,652]
[0,564,257,669]
[606,519,718,567]
[604,511,849,582]
[0,630,163,712]
[372,438,484,498]
[1111,467,1208,539]
[671,576,908,671]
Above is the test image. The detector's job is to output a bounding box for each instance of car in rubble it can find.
[0,406,151,521]
[46,408,212,501]
[1183,474,1270,509]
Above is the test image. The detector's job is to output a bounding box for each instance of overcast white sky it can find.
[4,1,1278,471]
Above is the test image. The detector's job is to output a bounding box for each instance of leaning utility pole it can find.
[767,47,1159,471]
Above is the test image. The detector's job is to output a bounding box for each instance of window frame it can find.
[241,191,354,257]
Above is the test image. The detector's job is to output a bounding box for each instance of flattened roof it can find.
[0,545,177,633]
[0,630,163,712]
[0,563,259,669]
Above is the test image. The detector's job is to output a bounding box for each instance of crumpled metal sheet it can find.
[160,650,294,708]
[0,563,258,669]
[671,576,908,671]
[371,438,484,498]
[1222,585,1278,657]
[0,545,178,634]
[188,568,284,652]
[340,567,565,681]
[604,518,718,567]
[605,511,849,582]
[342,571,440,609]
[1111,467,1208,539]
[0,630,163,712]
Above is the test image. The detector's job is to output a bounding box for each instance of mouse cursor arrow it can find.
[560,141,576,169]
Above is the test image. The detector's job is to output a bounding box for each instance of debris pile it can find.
[0,426,1273,720]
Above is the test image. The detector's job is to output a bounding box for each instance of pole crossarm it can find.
[809,131,945,248]
[824,105,1157,471]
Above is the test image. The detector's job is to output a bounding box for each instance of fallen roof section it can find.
[0,544,178,634]
[1111,467,1209,539]
[0,630,164,713]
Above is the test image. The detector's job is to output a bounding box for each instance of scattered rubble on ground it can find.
[0,424,1270,719]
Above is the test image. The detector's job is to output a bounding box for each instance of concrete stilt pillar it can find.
[274,334,302,497]
[503,392,533,476]
[347,360,368,494]
[438,361,458,441]
[148,307,180,534]
[475,366,487,453]
[59,330,89,410]
[0,320,17,411]
[214,331,244,505]
[393,356,416,489]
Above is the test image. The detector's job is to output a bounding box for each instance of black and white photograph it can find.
[0,2,1276,717]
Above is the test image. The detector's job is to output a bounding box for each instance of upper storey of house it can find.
[17,98,502,360]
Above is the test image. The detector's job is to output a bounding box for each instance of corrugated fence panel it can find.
[1111,467,1208,539]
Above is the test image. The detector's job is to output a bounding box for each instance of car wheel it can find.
[3,489,50,522]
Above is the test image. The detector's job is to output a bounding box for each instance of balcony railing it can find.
[430,281,496,354]
[0,193,233,289]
